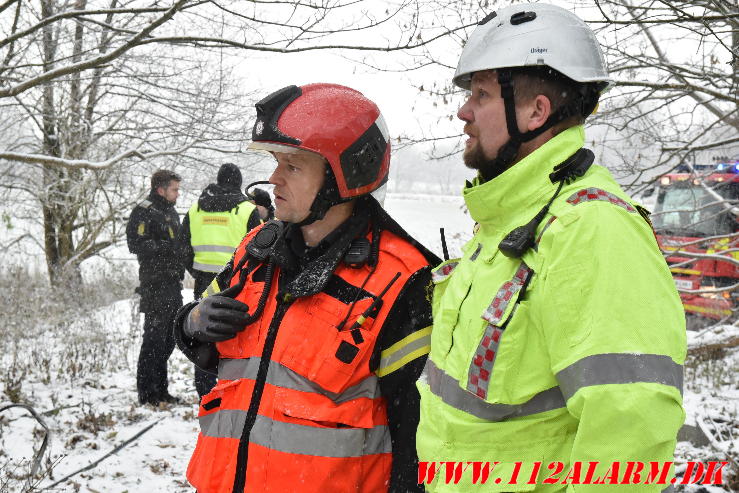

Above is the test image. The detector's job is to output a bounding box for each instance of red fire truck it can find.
[651,162,739,328]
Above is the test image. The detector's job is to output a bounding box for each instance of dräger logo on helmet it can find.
[530,47,548,54]
[255,120,264,136]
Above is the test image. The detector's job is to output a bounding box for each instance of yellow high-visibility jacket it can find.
[417,126,686,492]
[188,201,256,273]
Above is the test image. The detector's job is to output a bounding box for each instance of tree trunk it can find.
[40,0,83,286]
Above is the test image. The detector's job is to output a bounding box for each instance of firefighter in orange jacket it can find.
[173,83,439,493]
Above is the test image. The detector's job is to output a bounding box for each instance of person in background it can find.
[173,83,438,492]
[178,163,261,398]
[417,4,686,492]
[248,186,274,222]
[126,169,185,406]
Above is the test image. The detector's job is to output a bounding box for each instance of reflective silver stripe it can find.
[423,359,565,421]
[556,353,683,401]
[378,333,430,372]
[199,411,391,457]
[252,414,391,457]
[193,261,224,273]
[193,244,236,254]
[218,358,380,403]
[200,406,245,439]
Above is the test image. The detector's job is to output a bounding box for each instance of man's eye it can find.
[288,165,298,172]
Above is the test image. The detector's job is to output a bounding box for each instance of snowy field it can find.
[1,194,737,492]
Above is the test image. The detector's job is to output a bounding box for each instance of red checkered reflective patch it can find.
[482,263,532,325]
[469,262,533,401]
[566,187,636,213]
[432,261,459,283]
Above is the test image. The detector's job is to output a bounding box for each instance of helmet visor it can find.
[248,141,303,155]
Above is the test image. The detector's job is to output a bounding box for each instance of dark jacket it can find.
[178,183,261,297]
[173,196,439,492]
[126,191,184,308]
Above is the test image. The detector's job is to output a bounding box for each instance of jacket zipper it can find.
[231,294,293,493]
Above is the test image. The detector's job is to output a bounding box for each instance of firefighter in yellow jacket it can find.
[417,4,686,492]
[179,163,261,398]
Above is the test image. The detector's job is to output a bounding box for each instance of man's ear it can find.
[523,94,552,132]
[156,186,166,197]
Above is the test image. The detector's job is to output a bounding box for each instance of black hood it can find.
[197,183,249,212]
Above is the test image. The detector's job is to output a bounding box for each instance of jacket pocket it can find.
[544,263,592,348]
[312,295,378,394]
[431,259,465,358]
[273,384,380,430]
[486,301,541,404]
[281,294,379,395]
[268,388,392,492]
[463,263,534,404]
[189,379,249,492]
[430,440,540,492]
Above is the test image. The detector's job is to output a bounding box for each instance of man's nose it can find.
[457,99,473,123]
[268,168,282,185]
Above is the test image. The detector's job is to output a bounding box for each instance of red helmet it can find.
[249,83,390,200]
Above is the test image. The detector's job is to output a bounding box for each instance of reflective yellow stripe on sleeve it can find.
[203,278,220,299]
[377,325,432,377]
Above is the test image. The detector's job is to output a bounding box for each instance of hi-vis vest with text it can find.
[188,201,256,273]
[187,226,429,493]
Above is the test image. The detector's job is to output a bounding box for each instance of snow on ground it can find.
[1,194,737,492]
[385,192,474,258]
[687,325,739,351]
[1,294,199,493]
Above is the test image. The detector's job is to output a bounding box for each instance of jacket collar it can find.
[464,126,585,232]
[277,204,371,299]
[147,190,174,209]
[197,183,248,212]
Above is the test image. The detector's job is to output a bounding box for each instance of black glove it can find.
[184,295,251,342]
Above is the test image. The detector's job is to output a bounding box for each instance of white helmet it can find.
[454,4,612,180]
[454,3,613,91]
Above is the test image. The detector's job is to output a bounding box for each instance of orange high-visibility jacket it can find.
[187,225,430,493]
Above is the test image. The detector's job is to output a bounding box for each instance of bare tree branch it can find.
[136,21,477,53]
[0,145,194,169]
[0,6,171,51]
[0,0,189,98]
[662,136,739,152]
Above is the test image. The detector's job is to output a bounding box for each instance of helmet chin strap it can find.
[480,69,598,183]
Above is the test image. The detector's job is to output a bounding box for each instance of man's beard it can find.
[463,143,508,182]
